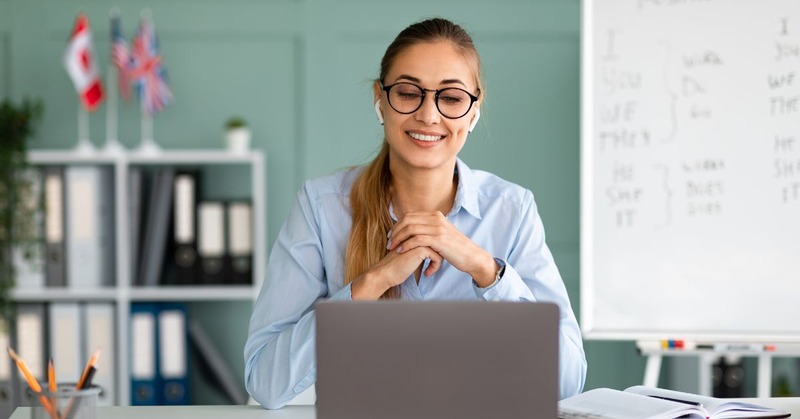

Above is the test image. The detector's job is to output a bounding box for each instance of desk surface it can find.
[11,398,800,418]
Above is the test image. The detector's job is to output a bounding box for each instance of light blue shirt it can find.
[244,158,587,409]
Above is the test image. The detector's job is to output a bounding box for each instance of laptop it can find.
[315,300,559,419]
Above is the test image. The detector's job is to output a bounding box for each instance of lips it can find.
[407,131,445,142]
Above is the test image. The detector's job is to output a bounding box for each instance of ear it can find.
[373,81,382,103]
[468,108,481,133]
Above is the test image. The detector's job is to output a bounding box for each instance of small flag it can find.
[63,13,105,112]
[129,16,173,115]
[111,14,133,101]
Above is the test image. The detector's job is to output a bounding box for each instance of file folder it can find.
[198,202,225,285]
[13,168,45,290]
[43,167,66,287]
[157,303,189,405]
[84,303,116,405]
[227,201,253,285]
[0,320,15,418]
[139,169,176,286]
[130,303,158,405]
[48,303,83,383]
[14,304,47,406]
[171,172,199,285]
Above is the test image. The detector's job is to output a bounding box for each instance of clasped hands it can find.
[351,211,499,300]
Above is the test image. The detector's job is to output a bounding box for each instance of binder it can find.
[197,202,225,285]
[130,303,158,405]
[43,166,66,288]
[157,303,189,405]
[128,168,145,286]
[138,168,176,286]
[188,318,247,404]
[0,320,15,419]
[226,201,253,285]
[14,304,47,406]
[170,172,199,285]
[65,166,115,289]
[47,303,83,385]
[12,168,45,290]
[84,303,116,405]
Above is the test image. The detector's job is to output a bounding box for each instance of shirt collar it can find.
[387,158,482,221]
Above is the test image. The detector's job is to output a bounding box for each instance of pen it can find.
[647,395,702,407]
[8,348,59,419]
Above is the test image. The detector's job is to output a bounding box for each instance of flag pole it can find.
[74,103,95,154]
[103,61,124,154]
[136,111,160,154]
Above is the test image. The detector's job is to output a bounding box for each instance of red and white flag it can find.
[63,13,104,112]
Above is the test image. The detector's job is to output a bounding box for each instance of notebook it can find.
[315,300,559,419]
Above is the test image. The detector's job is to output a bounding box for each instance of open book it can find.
[559,385,790,419]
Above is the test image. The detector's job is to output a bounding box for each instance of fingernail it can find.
[396,246,402,253]
[386,240,392,250]
[387,230,392,239]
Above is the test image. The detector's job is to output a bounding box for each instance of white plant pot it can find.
[225,127,251,153]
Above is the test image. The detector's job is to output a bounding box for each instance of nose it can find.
[414,93,440,125]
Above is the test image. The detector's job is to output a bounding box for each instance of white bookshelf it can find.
[13,148,266,406]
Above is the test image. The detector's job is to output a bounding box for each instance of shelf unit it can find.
[12,149,266,406]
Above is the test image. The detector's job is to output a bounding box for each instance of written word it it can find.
[775,42,800,61]
[682,159,725,173]
[774,158,800,178]
[770,96,800,115]
[767,72,795,90]
[782,182,800,203]
[686,180,724,197]
[600,101,638,124]
[615,209,636,228]
[601,68,642,94]
[683,51,724,68]
[598,129,651,151]
[688,201,722,216]
[606,186,643,205]
[774,135,796,152]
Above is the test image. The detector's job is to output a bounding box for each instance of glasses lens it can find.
[388,83,423,113]
[436,88,473,119]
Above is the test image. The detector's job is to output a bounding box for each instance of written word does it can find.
[682,159,724,173]
[686,180,723,197]
[683,50,723,68]
[598,129,651,151]
[606,186,643,205]
[688,201,721,216]
[770,95,800,115]
[601,68,642,94]
[775,42,800,62]
[767,72,795,90]
[689,104,712,119]
[774,158,800,178]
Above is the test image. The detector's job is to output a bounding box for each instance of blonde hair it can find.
[343,18,483,299]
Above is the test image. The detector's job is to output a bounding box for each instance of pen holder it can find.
[28,384,101,419]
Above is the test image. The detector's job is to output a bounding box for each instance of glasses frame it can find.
[380,81,480,120]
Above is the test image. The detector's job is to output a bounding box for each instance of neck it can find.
[390,160,458,218]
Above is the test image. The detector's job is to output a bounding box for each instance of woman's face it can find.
[374,40,480,173]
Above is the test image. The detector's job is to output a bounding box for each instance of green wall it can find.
[0,0,646,402]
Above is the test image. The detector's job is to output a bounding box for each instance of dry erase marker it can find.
[713,343,776,352]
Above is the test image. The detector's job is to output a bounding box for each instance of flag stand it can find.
[103,63,125,155]
[135,112,161,155]
[74,105,96,155]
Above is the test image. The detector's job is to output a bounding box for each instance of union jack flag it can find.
[129,16,173,115]
[110,14,133,101]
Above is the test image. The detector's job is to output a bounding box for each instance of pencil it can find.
[76,350,100,390]
[8,348,59,419]
[48,358,57,417]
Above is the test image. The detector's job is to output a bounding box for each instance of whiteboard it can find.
[581,0,800,342]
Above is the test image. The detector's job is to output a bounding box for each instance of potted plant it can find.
[0,98,43,322]
[224,116,251,153]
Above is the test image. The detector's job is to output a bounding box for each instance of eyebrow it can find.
[393,74,468,88]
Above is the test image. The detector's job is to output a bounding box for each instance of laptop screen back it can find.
[316,300,559,419]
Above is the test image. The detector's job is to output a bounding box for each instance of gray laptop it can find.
[316,300,559,419]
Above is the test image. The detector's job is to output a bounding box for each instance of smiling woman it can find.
[244,17,587,409]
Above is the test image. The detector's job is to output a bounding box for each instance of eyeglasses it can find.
[381,82,480,119]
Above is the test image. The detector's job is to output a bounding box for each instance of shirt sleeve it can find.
[243,182,351,409]
[472,190,587,399]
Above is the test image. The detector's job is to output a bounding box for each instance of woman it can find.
[244,17,586,409]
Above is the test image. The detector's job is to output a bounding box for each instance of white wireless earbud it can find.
[468,108,481,132]
[375,100,384,125]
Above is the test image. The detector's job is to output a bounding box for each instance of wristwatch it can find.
[475,259,505,288]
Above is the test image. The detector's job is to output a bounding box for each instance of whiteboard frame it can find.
[578,0,800,343]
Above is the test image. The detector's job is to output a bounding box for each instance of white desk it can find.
[10,398,800,418]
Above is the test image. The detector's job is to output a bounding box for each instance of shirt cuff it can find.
[329,283,353,301]
[473,259,537,302]
[473,258,505,299]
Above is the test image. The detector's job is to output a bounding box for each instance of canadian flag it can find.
[63,13,104,112]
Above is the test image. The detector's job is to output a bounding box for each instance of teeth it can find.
[408,132,443,142]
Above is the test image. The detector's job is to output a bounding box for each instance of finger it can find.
[424,251,443,276]
[391,224,447,251]
[395,234,435,254]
